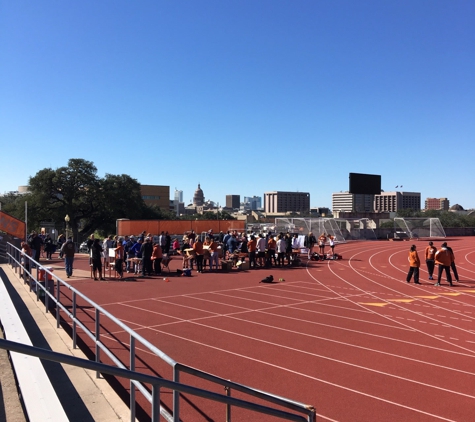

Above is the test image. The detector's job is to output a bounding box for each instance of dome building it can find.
[193,184,205,206]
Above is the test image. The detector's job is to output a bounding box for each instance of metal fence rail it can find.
[6,243,316,422]
[0,338,310,422]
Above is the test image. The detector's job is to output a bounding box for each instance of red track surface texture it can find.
[56,238,475,421]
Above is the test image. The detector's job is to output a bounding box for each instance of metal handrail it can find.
[0,339,309,422]
[6,242,316,422]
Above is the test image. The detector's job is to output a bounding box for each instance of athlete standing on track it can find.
[434,243,453,287]
[445,242,460,282]
[424,241,437,280]
[406,244,421,284]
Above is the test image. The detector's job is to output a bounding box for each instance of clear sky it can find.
[1,0,474,209]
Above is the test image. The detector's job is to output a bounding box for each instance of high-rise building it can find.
[174,189,183,203]
[243,196,262,210]
[425,197,449,210]
[332,192,374,213]
[264,191,310,214]
[226,195,240,209]
[374,191,421,212]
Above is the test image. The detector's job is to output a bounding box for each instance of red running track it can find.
[53,238,475,421]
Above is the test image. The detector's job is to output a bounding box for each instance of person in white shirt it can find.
[256,234,267,267]
[276,234,287,267]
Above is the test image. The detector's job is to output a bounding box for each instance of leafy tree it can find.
[28,159,102,238]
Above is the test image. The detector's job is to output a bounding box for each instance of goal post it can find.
[393,217,446,239]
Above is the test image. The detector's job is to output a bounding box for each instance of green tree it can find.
[28,159,102,238]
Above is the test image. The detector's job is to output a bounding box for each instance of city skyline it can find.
[1,1,474,207]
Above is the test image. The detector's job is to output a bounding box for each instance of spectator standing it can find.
[247,235,257,269]
[276,234,287,267]
[424,241,437,280]
[61,237,76,278]
[285,233,293,265]
[406,245,421,284]
[172,238,180,255]
[181,237,192,269]
[130,238,143,274]
[208,237,219,271]
[57,234,65,258]
[86,234,95,254]
[266,235,277,267]
[115,239,125,279]
[21,241,32,281]
[256,234,267,267]
[193,237,204,273]
[152,242,163,275]
[304,232,317,259]
[44,234,54,260]
[140,237,153,276]
[434,243,453,286]
[91,238,105,280]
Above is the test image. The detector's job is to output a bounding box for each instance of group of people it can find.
[84,231,180,280]
[303,232,336,259]
[406,241,459,286]
[21,232,76,279]
[177,229,337,272]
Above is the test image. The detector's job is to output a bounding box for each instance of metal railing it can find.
[6,243,316,422]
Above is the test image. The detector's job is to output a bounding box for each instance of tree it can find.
[28,159,102,239]
[24,159,179,238]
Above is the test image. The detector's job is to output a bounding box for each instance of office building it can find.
[332,192,374,213]
[374,191,421,212]
[264,191,310,214]
[226,195,240,209]
[425,197,449,211]
[140,185,170,209]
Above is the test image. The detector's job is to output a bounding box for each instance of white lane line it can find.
[143,328,461,422]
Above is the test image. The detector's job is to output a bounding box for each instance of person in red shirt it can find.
[152,242,163,275]
[406,245,421,284]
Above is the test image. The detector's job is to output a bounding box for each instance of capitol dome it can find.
[449,204,464,211]
[193,184,204,206]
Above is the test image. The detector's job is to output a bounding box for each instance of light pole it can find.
[65,214,70,239]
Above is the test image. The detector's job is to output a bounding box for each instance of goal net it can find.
[393,217,446,239]
[274,218,346,243]
[334,218,377,240]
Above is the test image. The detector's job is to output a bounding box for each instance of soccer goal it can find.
[334,218,378,241]
[274,218,346,243]
[393,217,446,239]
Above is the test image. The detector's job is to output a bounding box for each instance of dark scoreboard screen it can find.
[349,173,381,195]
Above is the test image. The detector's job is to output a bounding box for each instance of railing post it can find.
[95,308,100,378]
[173,365,180,421]
[151,384,160,422]
[130,336,136,422]
[225,384,231,422]
[72,292,77,349]
[56,278,60,328]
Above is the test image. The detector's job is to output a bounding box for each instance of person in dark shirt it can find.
[140,237,153,276]
[91,238,105,280]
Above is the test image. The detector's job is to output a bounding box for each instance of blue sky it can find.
[1,0,474,209]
